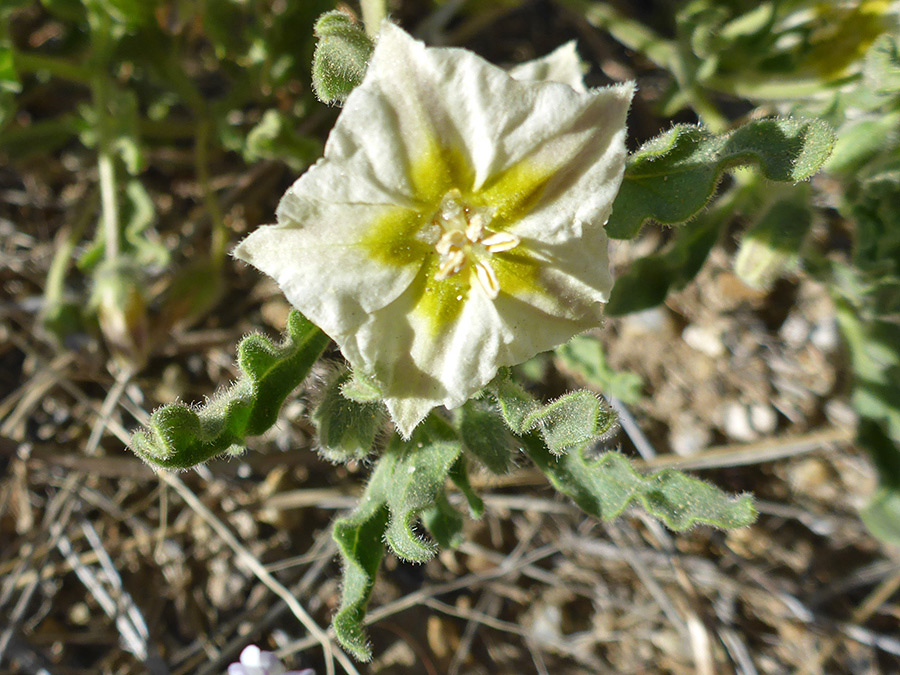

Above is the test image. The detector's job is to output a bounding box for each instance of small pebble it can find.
[779,313,810,349]
[810,317,840,353]
[749,403,778,435]
[682,324,726,358]
[723,402,757,442]
[670,421,712,456]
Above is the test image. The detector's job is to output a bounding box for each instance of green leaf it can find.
[457,399,516,474]
[331,417,466,659]
[864,33,900,96]
[522,435,756,530]
[488,371,617,456]
[243,109,322,172]
[449,455,485,519]
[130,312,329,469]
[555,335,644,404]
[862,486,900,547]
[489,371,754,530]
[332,481,390,662]
[382,421,462,562]
[311,10,374,105]
[607,205,722,315]
[0,45,20,94]
[421,491,465,549]
[313,367,384,463]
[608,117,834,239]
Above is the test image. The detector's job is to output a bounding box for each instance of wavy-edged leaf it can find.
[522,435,756,530]
[382,420,462,562]
[449,455,485,518]
[488,371,617,455]
[422,492,465,549]
[608,117,834,239]
[331,417,464,659]
[332,457,391,662]
[130,312,328,469]
[490,371,754,530]
[606,202,723,315]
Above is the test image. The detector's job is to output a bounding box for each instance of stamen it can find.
[435,230,466,256]
[465,213,485,243]
[481,231,520,253]
[435,249,466,280]
[474,260,500,299]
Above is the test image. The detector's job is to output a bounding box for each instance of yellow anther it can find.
[481,231,520,253]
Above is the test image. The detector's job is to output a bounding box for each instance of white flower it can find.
[234,23,633,437]
[227,645,314,675]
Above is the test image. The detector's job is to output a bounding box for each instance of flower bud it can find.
[311,10,374,105]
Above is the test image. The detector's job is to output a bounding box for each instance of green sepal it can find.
[488,371,617,456]
[313,366,384,463]
[341,370,384,403]
[608,117,834,239]
[522,434,757,531]
[130,312,329,469]
[311,10,374,105]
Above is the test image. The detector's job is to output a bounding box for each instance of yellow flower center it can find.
[417,189,521,299]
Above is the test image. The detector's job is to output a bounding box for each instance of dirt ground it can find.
[2,1,899,674]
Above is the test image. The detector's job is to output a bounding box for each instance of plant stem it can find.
[195,117,227,269]
[13,51,92,84]
[43,189,99,314]
[360,0,387,38]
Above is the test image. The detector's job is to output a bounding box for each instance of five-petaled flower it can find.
[234,23,634,436]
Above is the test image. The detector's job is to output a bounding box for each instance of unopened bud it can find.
[311,10,374,105]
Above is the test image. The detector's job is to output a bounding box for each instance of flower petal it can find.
[234,203,426,337]
[509,40,588,91]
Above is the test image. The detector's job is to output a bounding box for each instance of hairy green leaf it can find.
[130,312,329,469]
[422,491,465,549]
[449,455,485,518]
[331,417,466,659]
[457,399,516,474]
[555,335,643,404]
[488,371,617,455]
[523,435,756,530]
[382,421,462,562]
[608,117,834,239]
[332,461,391,662]
[490,372,754,530]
